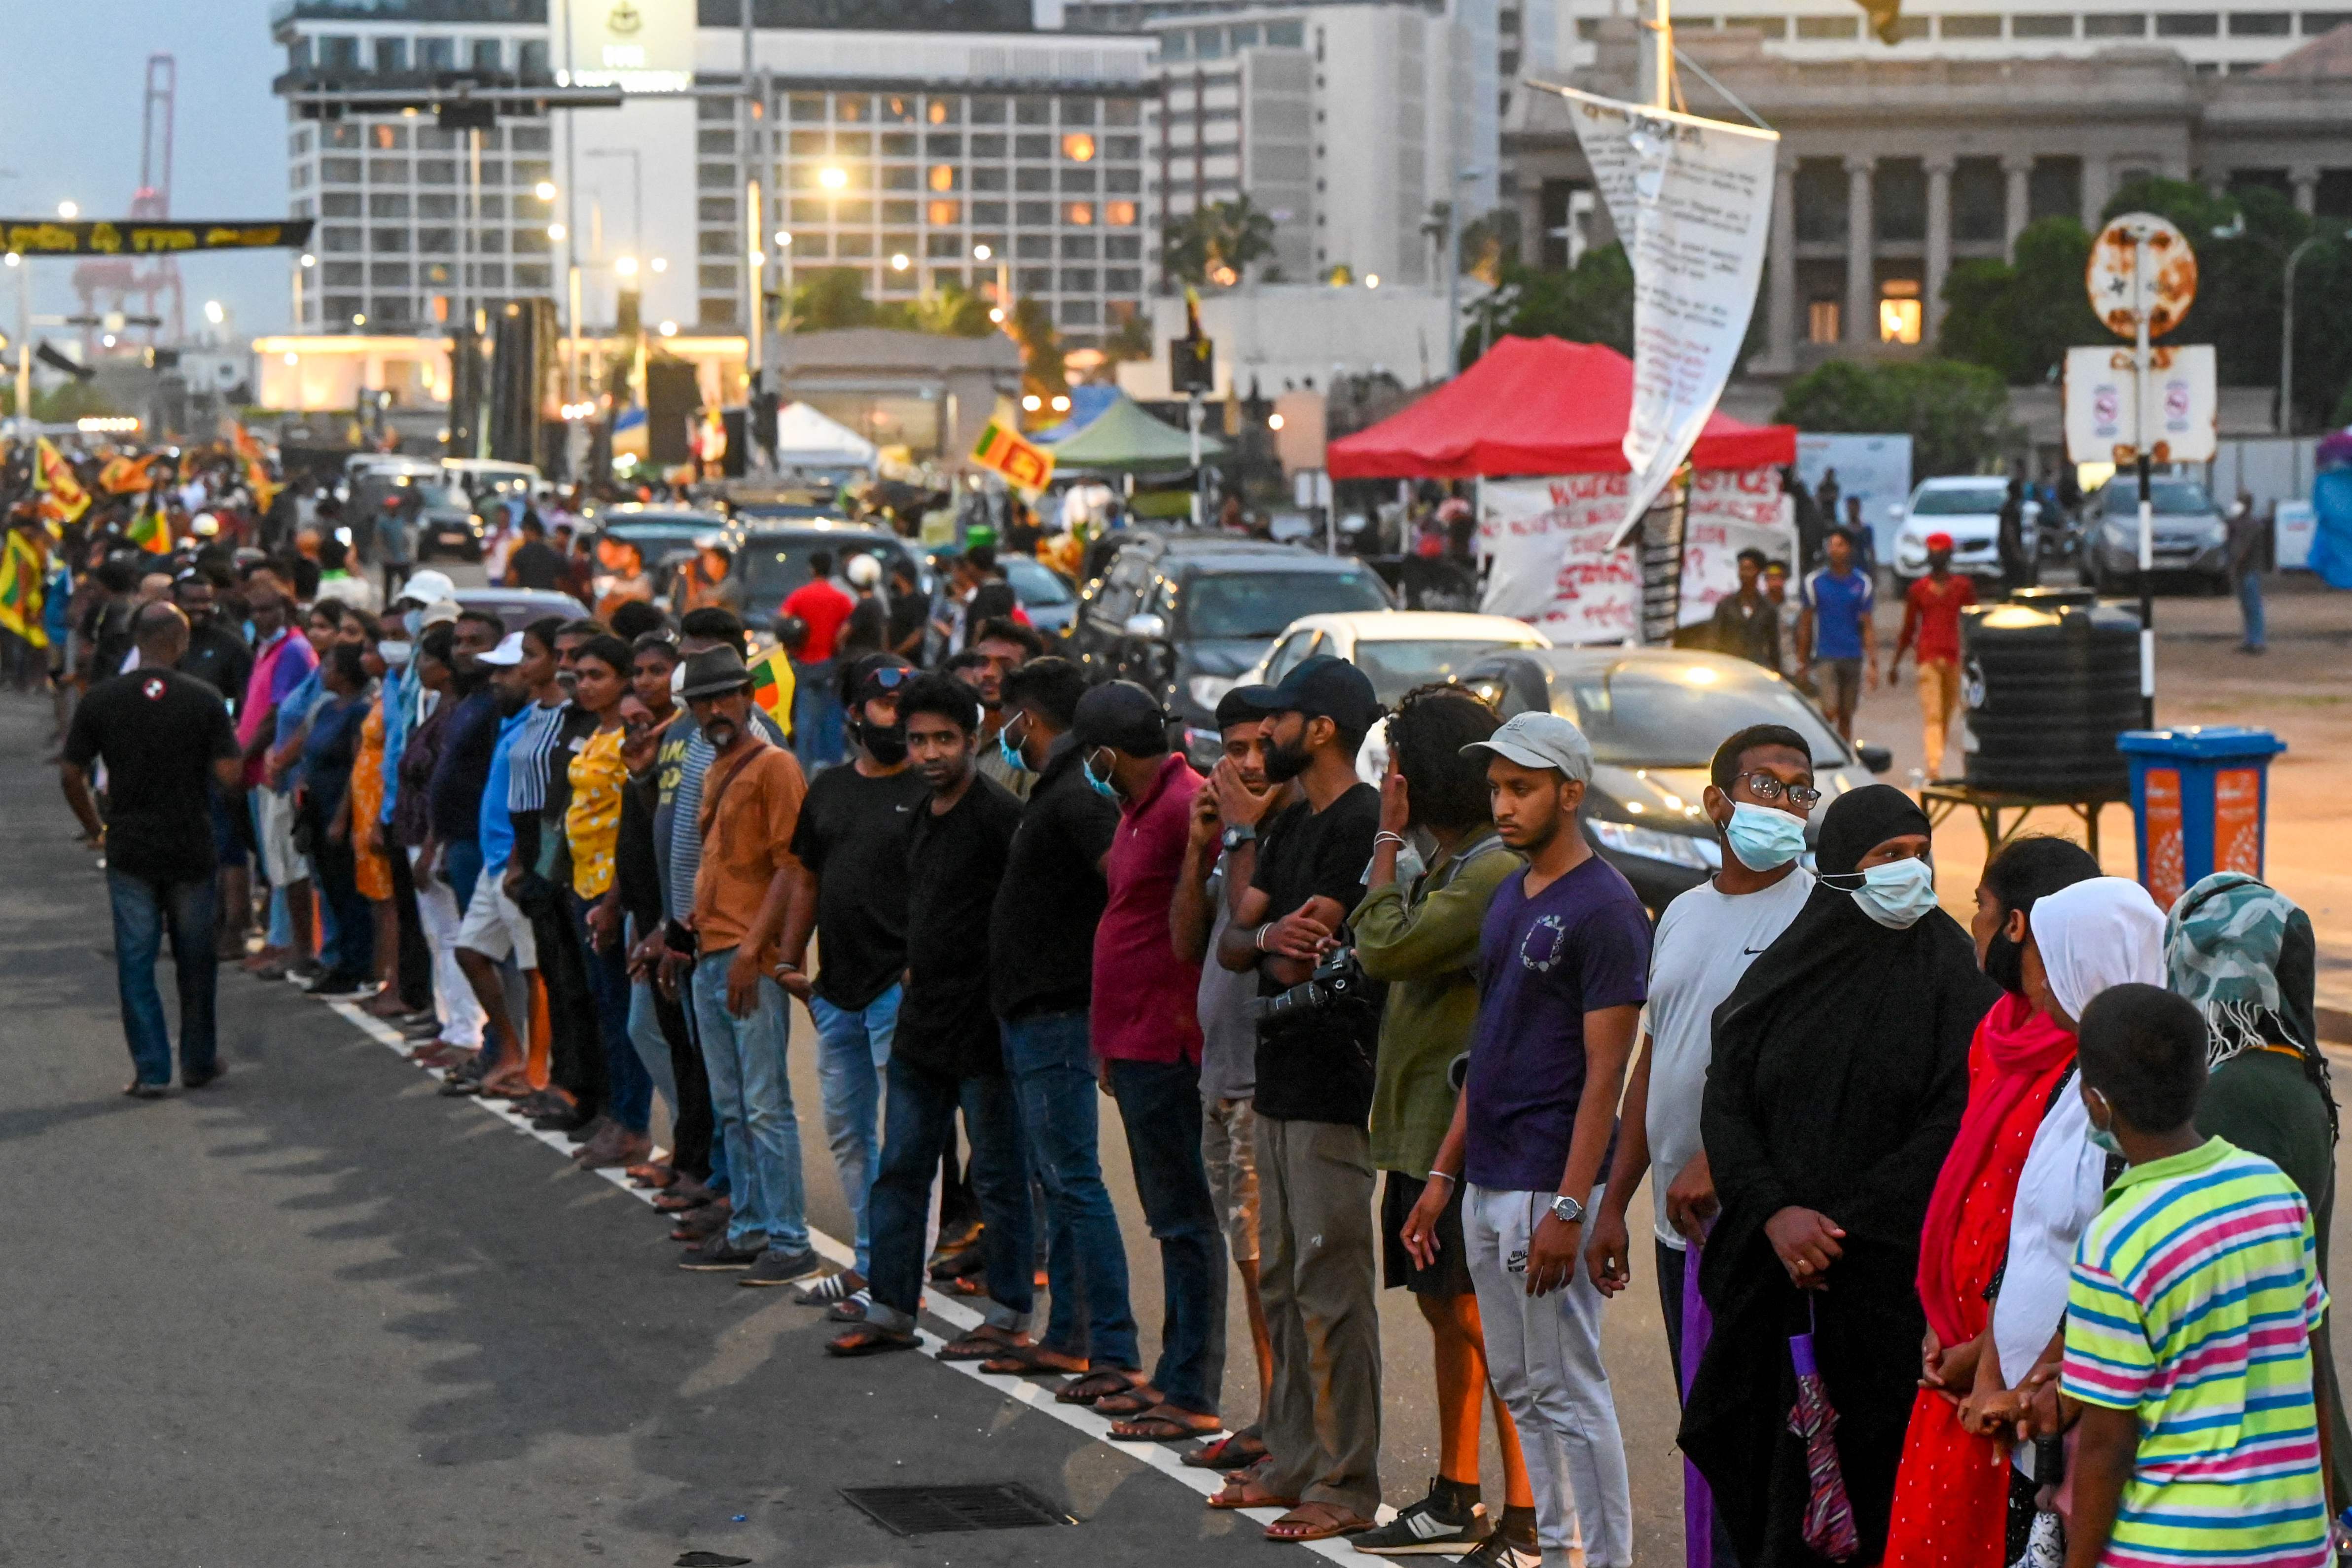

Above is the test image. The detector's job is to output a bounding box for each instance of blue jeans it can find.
[865,1052,1033,1335]
[790,659,842,772]
[625,975,681,1120]
[808,983,900,1279]
[107,871,218,1087]
[2237,569,2267,650]
[571,891,652,1134]
[1107,1057,1226,1415]
[689,948,806,1254]
[1001,1008,1137,1369]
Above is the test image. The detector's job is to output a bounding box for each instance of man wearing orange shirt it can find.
[1889,533,1977,779]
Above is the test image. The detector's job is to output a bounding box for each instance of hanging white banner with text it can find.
[1541,84,1780,549]
[1480,468,1795,645]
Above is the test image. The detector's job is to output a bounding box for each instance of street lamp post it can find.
[7,252,27,431]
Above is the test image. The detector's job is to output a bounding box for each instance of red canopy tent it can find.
[1326,336,1795,479]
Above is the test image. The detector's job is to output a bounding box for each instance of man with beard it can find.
[949,617,1045,800]
[674,645,819,1289]
[1208,655,1390,1542]
[826,672,1031,1358]
[771,653,927,1313]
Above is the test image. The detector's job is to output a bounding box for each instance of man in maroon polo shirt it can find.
[1078,679,1227,1442]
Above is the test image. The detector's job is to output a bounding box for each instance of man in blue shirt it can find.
[1797,529,1878,742]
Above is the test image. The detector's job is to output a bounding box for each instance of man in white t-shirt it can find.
[1586,724,1820,1389]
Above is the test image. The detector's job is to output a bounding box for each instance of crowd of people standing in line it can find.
[42,520,2350,1568]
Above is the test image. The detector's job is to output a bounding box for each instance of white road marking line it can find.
[315,996,1393,1559]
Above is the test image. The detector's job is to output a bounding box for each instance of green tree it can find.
[1102,309,1154,363]
[1774,358,2018,479]
[1161,196,1278,288]
[1463,244,1636,364]
[906,279,996,338]
[789,267,878,331]
[1008,297,1066,402]
[1937,217,2105,384]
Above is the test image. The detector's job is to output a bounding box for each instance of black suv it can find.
[1064,531,1394,759]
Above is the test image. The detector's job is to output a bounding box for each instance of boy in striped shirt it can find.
[2062,983,2336,1568]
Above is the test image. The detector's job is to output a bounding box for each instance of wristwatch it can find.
[1547,1193,1586,1227]
[1220,823,1256,852]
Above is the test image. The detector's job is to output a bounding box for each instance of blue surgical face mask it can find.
[997,714,1032,775]
[402,607,424,639]
[1082,749,1118,800]
[1849,855,1939,929]
[2084,1090,2126,1157]
[1722,801,1807,872]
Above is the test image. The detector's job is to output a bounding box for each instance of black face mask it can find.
[1983,926,2027,995]
[855,718,909,766]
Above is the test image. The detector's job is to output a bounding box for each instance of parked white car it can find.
[1889,475,2037,591]
[1218,610,1551,781]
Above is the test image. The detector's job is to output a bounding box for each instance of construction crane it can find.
[71,54,185,355]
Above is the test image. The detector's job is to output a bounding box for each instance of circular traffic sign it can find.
[2086,213,2198,339]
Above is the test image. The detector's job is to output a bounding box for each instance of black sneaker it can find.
[305,972,370,998]
[679,1235,766,1271]
[1456,1532,1539,1568]
[740,1248,823,1288]
[1350,1480,1488,1556]
[181,1062,228,1090]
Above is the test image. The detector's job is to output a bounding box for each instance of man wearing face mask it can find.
[1683,784,1997,1568]
[766,653,928,1314]
[978,657,1139,1397]
[1586,724,1819,1553]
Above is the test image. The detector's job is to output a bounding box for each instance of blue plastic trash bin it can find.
[2118,726,2287,912]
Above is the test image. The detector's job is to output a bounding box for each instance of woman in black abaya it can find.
[1680,785,1999,1567]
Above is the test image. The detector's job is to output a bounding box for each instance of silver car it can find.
[2080,477,2230,596]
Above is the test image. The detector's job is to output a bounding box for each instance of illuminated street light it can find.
[57,200,77,219]
[547,223,567,242]
[1364,273,1381,289]
[1269,412,1286,430]
[818,166,849,190]
[649,257,668,274]
[300,252,317,268]
[890,253,910,272]
[973,243,993,261]
[101,332,117,348]
[615,255,639,278]
[774,230,793,249]
[657,320,677,337]
[204,300,226,325]
[2,253,18,268]
[283,351,299,366]
[534,180,558,202]
[749,249,764,268]
[353,313,367,326]
[988,307,1005,323]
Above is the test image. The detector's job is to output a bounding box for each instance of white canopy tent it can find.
[772,400,879,471]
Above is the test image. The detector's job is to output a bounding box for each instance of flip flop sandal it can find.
[824,1325,918,1358]
[653,1187,713,1212]
[978,1343,1086,1378]
[1264,1504,1374,1542]
[1207,1479,1297,1512]
[1183,1430,1270,1470]
[1109,1408,1224,1443]
[937,1327,1023,1362]
[1091,1386,1164,1418]
[1056,1369,1142,1406]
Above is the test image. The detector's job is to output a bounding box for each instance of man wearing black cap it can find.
[768,652,927,1312]
[1077,680,1229,1441]
[1209,654,1389,1540]
[984,656,1137,1392]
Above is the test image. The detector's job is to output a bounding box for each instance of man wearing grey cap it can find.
[1207,655,1388,1541]
[1401,711,1645,1568]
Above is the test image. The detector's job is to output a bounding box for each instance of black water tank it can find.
[1962,587,2140,795]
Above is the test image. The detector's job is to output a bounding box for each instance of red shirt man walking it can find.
[1890,533,1977,779]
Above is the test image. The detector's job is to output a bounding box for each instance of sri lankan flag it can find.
[748,643,796,737]
[126,495,170,554]
[99,453,155,495]
[0,530,48,648]
[233,425,282,513]
[32,437,90,524]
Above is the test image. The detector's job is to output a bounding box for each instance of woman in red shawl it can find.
[1883,837,2101,1568]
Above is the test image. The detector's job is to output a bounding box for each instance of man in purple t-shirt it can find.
[1404,710,1647,1568]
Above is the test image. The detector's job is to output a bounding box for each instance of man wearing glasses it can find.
[768,653,929,1315]
[1582,722,1819,1524]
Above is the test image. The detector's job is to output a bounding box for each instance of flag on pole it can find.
[747,643,796,734]
[99,454,152,494]
[0,530,50,648]
[32,438,91,524]
[971,418,1055,491]
[126,495,171,554]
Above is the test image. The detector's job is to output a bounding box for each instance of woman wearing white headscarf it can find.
[1972,878,2166,1447]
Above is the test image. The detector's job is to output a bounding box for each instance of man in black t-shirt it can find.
[61,603,244,1097]
[776,654,929,1306]
[986,658,1134,1389]
[503,515,566,593]
[827,672,1033,1359]
[1210,654,1388,1537]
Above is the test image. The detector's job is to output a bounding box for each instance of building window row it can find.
[777,197,1142,227]
[784,93,1143,128]
[306,120,550,152]
[294,34,550,77]
[1156,19,1308,61]
[1663,7,2339,37]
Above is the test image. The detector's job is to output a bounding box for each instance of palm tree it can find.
[1161,196,1278,288]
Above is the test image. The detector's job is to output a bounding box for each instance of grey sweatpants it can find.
[1463,1183,1634,1567]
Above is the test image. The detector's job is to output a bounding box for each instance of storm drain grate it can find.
[841,1483,1078,1536]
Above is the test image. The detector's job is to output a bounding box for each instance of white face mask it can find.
[1849,855,1939,929]
[377,640,413,669]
